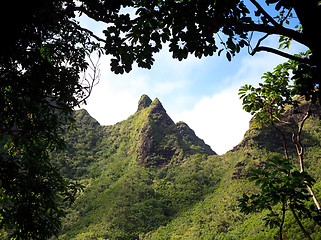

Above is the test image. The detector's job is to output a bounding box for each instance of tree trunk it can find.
[289,203,312,240]
[293,0,321,105]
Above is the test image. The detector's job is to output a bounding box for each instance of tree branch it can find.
[249,0,280,27]
[296,103,311,172]
[67,20,106,43]
[237,22,306,46]
[251,46,312,64]
[73,6,112,24]
[78,56,101,105]
[248,33,269,55]
[289,203,312,240]
[279,8,294,26]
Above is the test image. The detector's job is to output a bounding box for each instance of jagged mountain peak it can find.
[176,121,216,155]
[137,94,152,111]
[135,95,216,166]
[74,109,100,127]
[137,94,166,114]
[150,97,162,108]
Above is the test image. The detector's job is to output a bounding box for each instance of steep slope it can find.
[135,95,215,167]
[232,101,321,154]
[53,95,218,239]
[51,109,103,180]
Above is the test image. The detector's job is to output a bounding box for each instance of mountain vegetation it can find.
[49,94,321,240]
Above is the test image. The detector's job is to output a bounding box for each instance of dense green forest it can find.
[50,95,321,240]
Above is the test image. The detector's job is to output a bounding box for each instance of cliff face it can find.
[135,95,216,166]
[232,101,321,153]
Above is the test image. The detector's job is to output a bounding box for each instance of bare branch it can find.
[296,103,312,172]
[237,22,306,46]
[251,46,312,64]
[78,56,101,105]
[67,20,106,44]
[249,0,280,27]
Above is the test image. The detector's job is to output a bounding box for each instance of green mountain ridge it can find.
[52,95,321,240]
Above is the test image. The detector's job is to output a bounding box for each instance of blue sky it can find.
[79,14,306,155]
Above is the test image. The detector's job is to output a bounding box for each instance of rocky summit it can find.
[136,96,216,166]
[137,94,153,111]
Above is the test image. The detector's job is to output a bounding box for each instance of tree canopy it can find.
[77,1,320,76]
[1,0,321,239]
[1,1,98,238]
[71,0,320,99]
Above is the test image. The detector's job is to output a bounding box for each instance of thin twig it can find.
[249,33,269,56]
[78,55,101,105]
[279,7,294,26]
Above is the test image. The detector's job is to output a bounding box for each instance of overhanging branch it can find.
[73,6,112,24]
[237,22,306,46]
[249,0,280,27]
[251,46,312,64]
[67,20,106,43]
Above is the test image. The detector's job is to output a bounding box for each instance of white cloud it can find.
[171,52,288,155]
[81,57,146,125]
[172,88,251,155]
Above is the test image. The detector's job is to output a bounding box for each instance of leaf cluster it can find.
[238,57,311,128]
[239,157,320,229]
[99,0,252,73]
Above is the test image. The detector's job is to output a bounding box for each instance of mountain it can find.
[52,95,218,239]
[52,95,321,240]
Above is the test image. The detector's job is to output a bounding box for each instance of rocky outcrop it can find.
[232,101,321,153]
[135,95,216,167]
[176,121,216,155]
[137,94,152,111]
[137,123,154,164]
[136,97,180,167]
